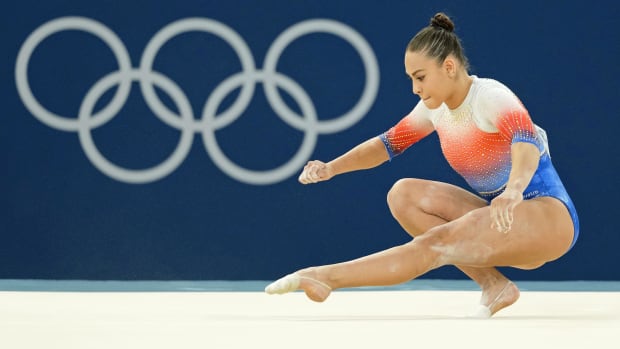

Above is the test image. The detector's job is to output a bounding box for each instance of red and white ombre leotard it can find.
[380,76,545,196]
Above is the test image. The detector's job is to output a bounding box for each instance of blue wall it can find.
[2,0,618,280]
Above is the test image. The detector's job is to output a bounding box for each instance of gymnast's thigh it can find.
[388,178,488,221]
[435,197,575,267]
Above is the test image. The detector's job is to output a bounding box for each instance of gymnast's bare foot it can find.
[473,279,520,317]
[265,268,332,302]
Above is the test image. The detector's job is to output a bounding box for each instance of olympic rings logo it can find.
[15,16,379,185]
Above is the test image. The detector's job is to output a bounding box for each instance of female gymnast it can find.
[265,12,579,317]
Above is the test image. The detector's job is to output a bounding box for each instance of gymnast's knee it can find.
[387,178,433,217]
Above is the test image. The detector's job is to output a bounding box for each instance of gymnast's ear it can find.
[443,56,457,78]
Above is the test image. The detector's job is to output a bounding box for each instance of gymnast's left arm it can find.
[490,142,540,233]
[480,87,544,233]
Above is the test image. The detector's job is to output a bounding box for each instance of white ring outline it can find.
[263,19,379,134]
[201,71,318,185]
[78,70,195,184]
[139,18,257,132]
[15,17,132,131]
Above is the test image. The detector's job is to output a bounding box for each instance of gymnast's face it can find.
[404,50,456,109]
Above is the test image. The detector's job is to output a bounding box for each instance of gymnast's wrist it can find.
[505,181,526,195]
[325,161,341,177]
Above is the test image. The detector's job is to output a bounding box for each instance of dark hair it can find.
[406,13,469,71]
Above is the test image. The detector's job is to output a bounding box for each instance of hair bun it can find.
[430,12,455,32]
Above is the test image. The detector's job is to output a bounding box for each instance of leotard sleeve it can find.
[378,101,435,160]
[477,87,545,153]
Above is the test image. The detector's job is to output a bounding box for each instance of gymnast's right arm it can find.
[298,137,388,184]
[298,107,434,184]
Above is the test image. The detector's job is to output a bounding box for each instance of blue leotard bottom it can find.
[480,154,579,250]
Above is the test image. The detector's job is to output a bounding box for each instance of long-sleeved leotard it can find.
[379,76,579,248]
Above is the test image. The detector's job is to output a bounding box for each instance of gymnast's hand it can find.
[298,160,335,184]
[490,188,523,233]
